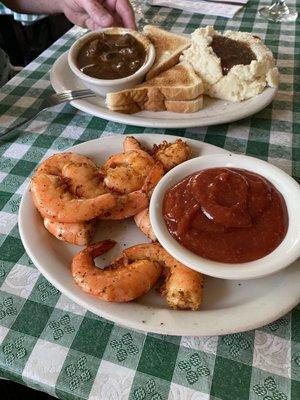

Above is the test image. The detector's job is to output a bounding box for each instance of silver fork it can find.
[0,89,96,138]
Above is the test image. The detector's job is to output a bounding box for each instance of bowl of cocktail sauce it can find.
[68,27,155,97]
[150,154,300,280]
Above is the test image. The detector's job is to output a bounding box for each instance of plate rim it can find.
[18,134,300,336]
[50,52,278,129]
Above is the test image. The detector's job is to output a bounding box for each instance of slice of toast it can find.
[106,61,204,110]
[143,25,191,80]
[110,96,203,114]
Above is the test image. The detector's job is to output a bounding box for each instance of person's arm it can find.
[2,0,61,13]
[1,0,136,29]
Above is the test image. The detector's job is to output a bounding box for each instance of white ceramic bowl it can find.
[150,154,300,280]
[68,27,155,97]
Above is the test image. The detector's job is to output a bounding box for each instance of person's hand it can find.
[62,0,136,30]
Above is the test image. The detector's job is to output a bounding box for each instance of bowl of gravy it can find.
[68,28,155,97]
[150,153,300,280]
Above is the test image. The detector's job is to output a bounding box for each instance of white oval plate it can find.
[50,52,278,129]
[18,134,300,336]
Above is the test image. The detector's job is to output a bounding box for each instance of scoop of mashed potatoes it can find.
[181,26,279,102]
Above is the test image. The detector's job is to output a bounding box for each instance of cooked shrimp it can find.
[31,153,116,223]
[71,240,162,302]
[44,218,96,246]
[141,161,164,194]
[37,152,95,174]
[42,159,104,244]
[123,243,203,310]
[99,162,164,220]
[62,161,108,198]
[134,208,156,241]
[152,139,192,171]
[102,150,156,194]
[123,136,147,152]
[100,190,149,220]
[130,138,192,236]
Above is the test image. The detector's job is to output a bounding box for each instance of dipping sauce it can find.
[211,35,256,75]
[163,168,288,263]
[77,33,146,80]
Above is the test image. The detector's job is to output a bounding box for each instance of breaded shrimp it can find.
[132,138,192,237]
[71,240,162,302]
[44,218,96,246]
[152,139,192,171]
[31,153,116,223]
[123,243,203,310]
[134,208,156,241]
[123,136,148,152]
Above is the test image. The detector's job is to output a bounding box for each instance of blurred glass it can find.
[258,0,298,22]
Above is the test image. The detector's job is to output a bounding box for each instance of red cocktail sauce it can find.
[163,168,288,263]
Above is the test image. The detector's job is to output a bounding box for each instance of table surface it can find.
[0,2,300,399]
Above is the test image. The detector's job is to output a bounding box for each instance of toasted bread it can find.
[106,61,204,112]
[143,25,191,80]
[110,95,203,114]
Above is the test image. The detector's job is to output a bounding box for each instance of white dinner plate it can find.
[50,52,278,129]
[18,134,300,336]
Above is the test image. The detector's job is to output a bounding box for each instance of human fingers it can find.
[116,0,137,29]
[80,0,116,27]
[85,16,100,30]
[113,12,124,26]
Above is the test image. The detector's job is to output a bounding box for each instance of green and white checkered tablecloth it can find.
[0,2,299,398]
[0,4,46,25]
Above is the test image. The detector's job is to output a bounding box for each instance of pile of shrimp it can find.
[30,136,204,310]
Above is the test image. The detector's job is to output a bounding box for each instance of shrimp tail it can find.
[123,136,145,152]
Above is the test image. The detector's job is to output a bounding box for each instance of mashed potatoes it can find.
[181,26,279,102]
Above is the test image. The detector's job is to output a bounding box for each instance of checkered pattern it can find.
[0,1,299,398]
[0,4,46,25]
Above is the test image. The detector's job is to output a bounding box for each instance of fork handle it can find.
[0,91,96,139]
[0,110,42,139]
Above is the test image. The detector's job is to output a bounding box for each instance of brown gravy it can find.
[77,33,146,80]
[211,35,257,75]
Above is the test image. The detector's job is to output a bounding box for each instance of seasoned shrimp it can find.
[31,153,116,223]
[152,139,192,171]
[44,218,96,246]
[123,243,203,310]
[42,159,104,244]
[71,240,162,302]
[134,208,156,241]
[37,152,96,174]
[100,190,149,220]
[102,150,156,194]
[99,162,164,220]
[62,161,108,198]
